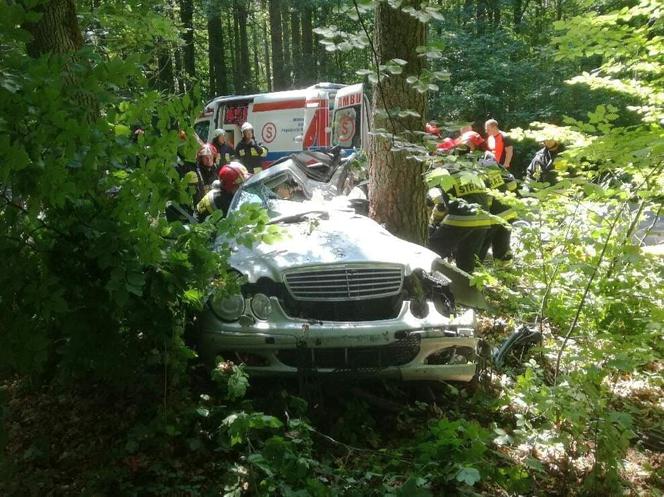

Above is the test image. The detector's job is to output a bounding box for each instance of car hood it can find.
[225,210,439,282]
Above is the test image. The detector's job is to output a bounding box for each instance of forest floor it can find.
[1,318,662,496]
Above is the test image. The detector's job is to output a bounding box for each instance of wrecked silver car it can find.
[198,150,481,382]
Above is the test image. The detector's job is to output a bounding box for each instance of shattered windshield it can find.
[230,164,340,220]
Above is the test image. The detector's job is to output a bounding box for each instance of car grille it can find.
[283,264,404,301]
[276,336,420,370]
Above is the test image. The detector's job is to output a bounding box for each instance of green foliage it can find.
[0,2,274,391]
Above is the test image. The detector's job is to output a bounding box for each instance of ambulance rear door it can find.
[332,83,369,151]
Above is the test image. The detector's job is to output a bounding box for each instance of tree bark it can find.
[368,0,427,244]
[179,0,195,83]
[269,0,287,90]
[22,0,99,120]
[24,0,83,57]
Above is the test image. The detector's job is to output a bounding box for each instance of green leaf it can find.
[455,467,481,486]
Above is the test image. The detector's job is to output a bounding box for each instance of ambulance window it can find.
[194,121,210,142]
[224,104,249,125]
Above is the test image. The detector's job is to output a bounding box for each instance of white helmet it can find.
[212,128,225,138]
[240,122,254,133]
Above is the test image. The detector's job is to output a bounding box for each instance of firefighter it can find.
[210,128,235,166]
[458,131,518,263]
[527,139,560,184]
[478,155,518,262]
[426,147,493,274]
[235,122,268,174]
[196,162,251,219]
[186,144,219,204]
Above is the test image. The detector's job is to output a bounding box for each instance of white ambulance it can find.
[194,82,369,166]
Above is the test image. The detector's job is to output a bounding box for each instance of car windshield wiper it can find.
[268,210,329,224]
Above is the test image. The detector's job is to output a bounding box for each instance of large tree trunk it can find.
[179,0,195,84]
[23,0,99,120]
[301,6,314,85]
[368,0,427,244]
[269,0,287,89]
[24,0,83,57]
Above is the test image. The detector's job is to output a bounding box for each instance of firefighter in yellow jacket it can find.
[426,155,494,274]
[235,122,268,174]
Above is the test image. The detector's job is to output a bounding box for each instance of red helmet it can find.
[458,131,485,148]
[218,162,251,193]
[436,137,456,152]
[425,122,441,137]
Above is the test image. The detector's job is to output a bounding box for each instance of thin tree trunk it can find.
[236,0,251,92]
[476,0,486,35]
[314,6,330,82]
[179,0,195,83]
[225,15,237,92]
[174,49,186,93]
[269,0,287,89]
[156,48,175,93]
[301,5,314,85]
[369,0,427,244]
[282,1,292,86]
[290,8,302,86]
[262,0,273,91]
[232,2,242,92]
[207,9,227,97]
[493,0,501,26]
[251,12,261,91]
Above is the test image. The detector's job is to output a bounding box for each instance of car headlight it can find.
[210,293,245,321]
[250,293,272,320]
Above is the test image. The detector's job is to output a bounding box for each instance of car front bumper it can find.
[198,298,478,383]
